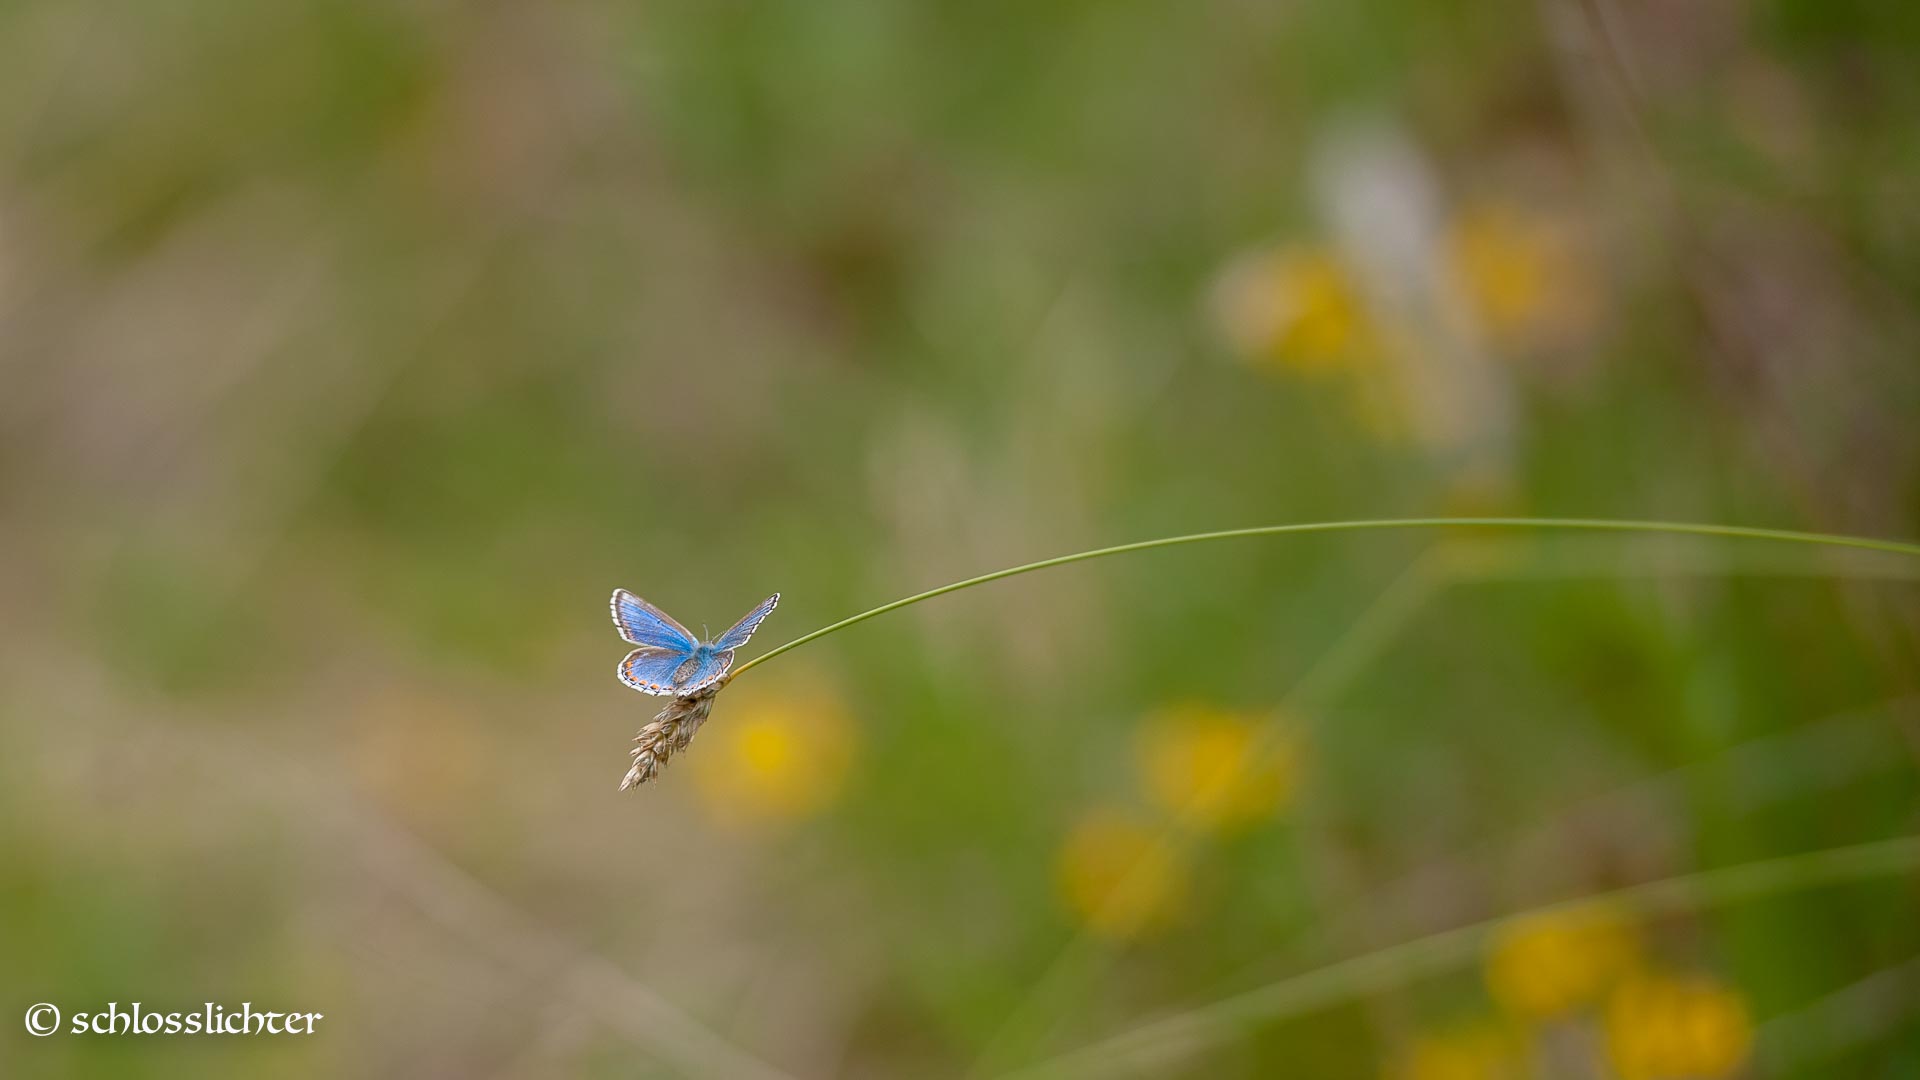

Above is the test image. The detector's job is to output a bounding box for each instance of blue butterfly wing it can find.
[676,647,735,695]
[711,593,780,651]
[617,647,694,696]
[611,590,698,651]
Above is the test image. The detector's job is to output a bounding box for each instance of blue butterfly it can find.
[610,589,780,697]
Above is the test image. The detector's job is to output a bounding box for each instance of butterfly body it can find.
[611,589,779,697]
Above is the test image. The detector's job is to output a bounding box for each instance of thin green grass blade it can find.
[732,517,1920,678]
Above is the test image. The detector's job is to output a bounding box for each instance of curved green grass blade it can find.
[732,517,1920,678]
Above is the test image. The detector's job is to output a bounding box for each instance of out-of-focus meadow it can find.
[3,1,1919,1077]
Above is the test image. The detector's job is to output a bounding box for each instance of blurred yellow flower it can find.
[1604,971,1753,1080]
[1212,245,1377,373]
[1055,807,1190,939]
[1135,703,1299,831]
[1386,1020,1525,1080]
[1447,203,1600,351]
[1484,906,1639,1019]
[687,676,856,828]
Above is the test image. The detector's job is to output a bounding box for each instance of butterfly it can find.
[610,589,780,697]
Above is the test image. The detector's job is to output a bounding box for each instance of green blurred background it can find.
[2,0,1918,1076]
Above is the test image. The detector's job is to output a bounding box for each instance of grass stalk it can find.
[730,517,1920,679]
[998,834,1920,1079]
